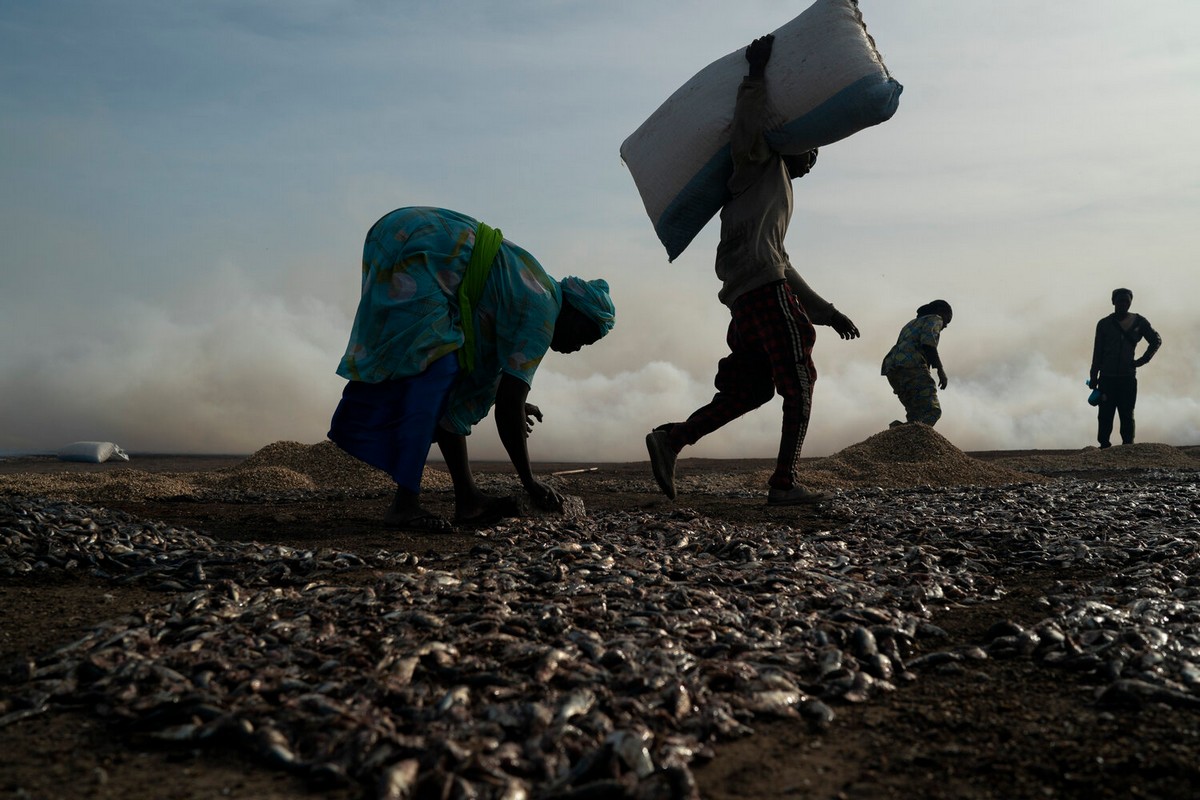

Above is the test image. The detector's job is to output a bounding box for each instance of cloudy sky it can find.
[2,0,1198,463]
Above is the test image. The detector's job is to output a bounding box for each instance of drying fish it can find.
[4,454,1200,797]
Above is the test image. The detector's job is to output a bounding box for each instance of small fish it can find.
[554,689,596,725]
[377,758,420,800]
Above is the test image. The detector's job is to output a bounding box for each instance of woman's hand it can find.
[524,403,543,435]
[937,368,949,390]
[527,479,565,512]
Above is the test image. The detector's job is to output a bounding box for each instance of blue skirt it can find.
[327,353,459,492]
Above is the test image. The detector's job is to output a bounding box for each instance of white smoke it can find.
[3,248,1197,461]
[3,0,1199,462]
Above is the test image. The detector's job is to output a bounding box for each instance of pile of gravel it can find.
[803,424,1046,489]
[0,471,199,502]
[235,441,383,490]
[202,465,318,493]
[234,441,454,492]
[0,441,453,503]
[992,442,1200,474]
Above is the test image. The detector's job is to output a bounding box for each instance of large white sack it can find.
[57,441,130,463]
[620,0,902,261]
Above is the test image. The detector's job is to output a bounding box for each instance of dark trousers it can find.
[669,281,817,490]
[1097,375,1137,447]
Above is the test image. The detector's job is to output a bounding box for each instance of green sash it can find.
[457,222,503,372]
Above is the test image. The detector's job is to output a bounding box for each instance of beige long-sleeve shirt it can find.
[714,76,835,324]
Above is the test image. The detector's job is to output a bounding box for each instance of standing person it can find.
[881,300,953,427]
[1089,288,1161,448]
[329,206,616,531]
[645,34,860,506]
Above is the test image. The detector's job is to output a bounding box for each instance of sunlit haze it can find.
[3,1,1198,460]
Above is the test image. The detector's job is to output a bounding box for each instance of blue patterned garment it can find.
[881,313,944,374]
[336,207,561,435]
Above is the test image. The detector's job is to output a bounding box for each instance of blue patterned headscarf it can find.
[560,277,616,336]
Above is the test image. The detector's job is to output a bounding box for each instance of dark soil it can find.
[2,454,1199,800]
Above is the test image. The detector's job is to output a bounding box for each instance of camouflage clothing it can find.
[886,367,941,426]
[882,313,945,426]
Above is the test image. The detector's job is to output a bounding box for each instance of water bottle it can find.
[1086,380,1103,407]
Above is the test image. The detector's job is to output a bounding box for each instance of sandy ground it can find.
[3,443,1200,799]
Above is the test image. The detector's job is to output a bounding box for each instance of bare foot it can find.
[383,504,453,532]
[454,494,520,525]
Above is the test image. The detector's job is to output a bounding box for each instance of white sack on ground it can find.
[620,0,902,261]
[57,441,130,463]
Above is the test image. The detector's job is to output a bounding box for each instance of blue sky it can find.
[2,0,1198,460]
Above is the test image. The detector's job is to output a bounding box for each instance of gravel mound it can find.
[804,424,1045,489]
[992,442,1200,474]
[0,440,453,502]
[233,440,453,492]
[0,471,198,502]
